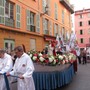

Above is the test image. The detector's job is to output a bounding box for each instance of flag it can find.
[56,34,60,48]
[69,32,76,48]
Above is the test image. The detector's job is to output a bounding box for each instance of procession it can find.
[0,31,87,90]
[0,0,90,90]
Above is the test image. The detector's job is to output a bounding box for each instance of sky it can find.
[70,0,90,11]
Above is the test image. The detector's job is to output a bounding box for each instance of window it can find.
[89,38,90,43]
[88,20,90,25]
[26,10,35,32]
[79,21,83,26]
[5,0,14,19]
[88,28,90,34]
[79,14,83,19]
[5,0,14,27]
[80,38,84,43]
[80,30,83,35]
[4,39,15,53]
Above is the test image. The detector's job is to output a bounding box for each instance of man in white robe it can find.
[0,49,13,90]
[7,46,35,90]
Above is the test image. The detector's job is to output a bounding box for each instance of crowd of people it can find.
[0,46,35,90]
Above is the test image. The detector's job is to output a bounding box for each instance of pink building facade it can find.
[75,9,90,50]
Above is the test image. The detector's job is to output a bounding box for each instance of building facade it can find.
[75,9,90,50]
[0,0,74,53]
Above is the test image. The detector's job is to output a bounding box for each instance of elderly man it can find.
[0,49,13,90]
[7,46,35,90]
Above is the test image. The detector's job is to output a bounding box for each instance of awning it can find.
[44,35,56,41]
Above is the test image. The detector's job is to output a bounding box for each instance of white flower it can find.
[53,59,56,64]
[32,56,37,61]
[58,55,63,60]
[38,53,43,57]
[49,57,53,63]
[30,54,33,58]
[39,57,45,62]
[51,56,55,60]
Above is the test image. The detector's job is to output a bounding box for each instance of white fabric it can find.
[0,53,13,90]
[69,32,76,48]
[10,53,35,90]
[48,44,53,55]
[75,46,80,56]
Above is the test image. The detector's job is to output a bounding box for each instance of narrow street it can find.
[60,63,90,90]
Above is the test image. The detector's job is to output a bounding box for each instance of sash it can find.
[3,73,10,90]
[0,73,10,90]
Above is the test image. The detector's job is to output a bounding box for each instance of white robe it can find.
[48,44,54,55]
[0,53,13,90]
[10,53,35,90]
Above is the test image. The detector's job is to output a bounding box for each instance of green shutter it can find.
[16,4,21,28]
[0,0,5,24]
[43,18,45,34]
[42,0,46,12]
[58,25,60,36]
[49,21,52,35]
[47,0,51,16]
[26,9,30,30]
[36,13,40,33]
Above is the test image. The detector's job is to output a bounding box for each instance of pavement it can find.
[10,62,90,90]
[59,63,90,90]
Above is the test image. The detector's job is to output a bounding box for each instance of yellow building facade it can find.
[0,0,74,52]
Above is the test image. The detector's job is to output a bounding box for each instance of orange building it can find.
[0,0,74,53]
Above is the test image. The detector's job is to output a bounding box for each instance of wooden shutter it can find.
[42,0,46,13]
[47,0,51,16]
[58,25,60,36]
[36,13,40,33]
[42,18,45,34]
[16,4,21,28]
[49,21,52,35]
[0,0,5,24]
[26,9,30,30]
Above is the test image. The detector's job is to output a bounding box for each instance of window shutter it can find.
[49,21,52,35]
[36,13,40,33]
[47,0,51,16]
[58,25,60,36]
[55,3,58,20]
[42,18,45,34]
[56,4,58,19]
[54,23,56,36]
[26,9,30,30]
[16,4,21,28]
[42,0,46,13]
[0,0,5,24]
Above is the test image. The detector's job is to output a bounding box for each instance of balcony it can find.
[60,0,74,14]
[5,17,15,27]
